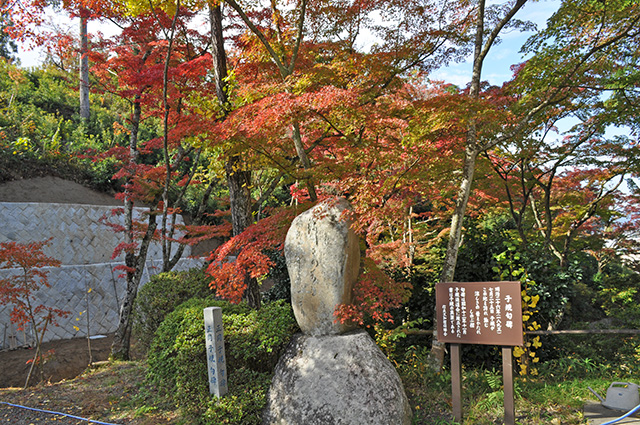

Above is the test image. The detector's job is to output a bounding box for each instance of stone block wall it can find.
[1,202,180,264]
[0,202,205,349]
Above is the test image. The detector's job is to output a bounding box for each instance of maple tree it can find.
[484,0,640,266]
[87,6,220,358]
[416,0,639,369]
[464,0,640,341]
[407,0,533,370]
[0,239,70,387]
[488,120,640,268]
[200,0,432,314]
[197,0,519,326]
[4,0,640,372]
[92,12,166,360]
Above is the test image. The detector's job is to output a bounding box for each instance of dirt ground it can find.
[0,334,114,389]
[0,357,177,425]
[0,176,121,206]
[0,177,121,389]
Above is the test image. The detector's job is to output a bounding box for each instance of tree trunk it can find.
[226,156,253,234]
[438,0,487,283]
[226,155,261,309]
[209,4,228,110]
[79,10,90,120]
[291,122,317,201]
[160,5,180,272]
[111,94,146,360]
[111,213,157,360]
[429,0,486,371]
[428,0,528,372]
[211,5,261,309]
[429,145,479,370]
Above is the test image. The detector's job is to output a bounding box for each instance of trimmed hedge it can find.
[133,268,212,350]
[146,298,298,424]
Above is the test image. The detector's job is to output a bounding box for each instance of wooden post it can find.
[451,343,463,423]
[502,346,515,425]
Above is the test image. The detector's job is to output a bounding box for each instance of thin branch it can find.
[225,0,288,77]
[288,0,307,74]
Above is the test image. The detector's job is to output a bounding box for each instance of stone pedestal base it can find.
[263,330,412,425]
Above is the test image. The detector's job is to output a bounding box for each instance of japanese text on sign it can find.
[436,281,523,346]
[204,307,228,398]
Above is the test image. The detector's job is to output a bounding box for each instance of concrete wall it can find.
[0,202,205,349]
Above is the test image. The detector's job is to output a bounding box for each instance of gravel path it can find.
[0,402,122,424]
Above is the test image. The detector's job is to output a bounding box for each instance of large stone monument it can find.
[285,198,360,336]
[263,198,412,425]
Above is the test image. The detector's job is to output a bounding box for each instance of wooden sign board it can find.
[436,281,523,347]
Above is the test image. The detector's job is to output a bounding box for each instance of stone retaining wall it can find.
[0,202,205,349]
[1,202,178,264]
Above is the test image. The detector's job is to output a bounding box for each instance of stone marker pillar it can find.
[204,306,228,398]
[263,198,412,425]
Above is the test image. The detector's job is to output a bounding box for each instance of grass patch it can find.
[403,361,637,424]
[1,340,637,424]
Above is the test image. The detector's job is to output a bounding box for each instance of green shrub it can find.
[146,298,209,403]
[262,250,291,303]
[146,298,298,423]
[133,268,212,350]
[223,300,298,372]
[202,368,272,425]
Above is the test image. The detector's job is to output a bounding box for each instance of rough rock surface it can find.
[263,330,412,425]
[284,198,360,336]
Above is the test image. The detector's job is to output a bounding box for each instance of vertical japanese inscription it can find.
[436,282,523,346]
[204,306,228,398]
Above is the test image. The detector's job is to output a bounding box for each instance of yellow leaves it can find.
[122,0,208,18]
[516,284,541,377]
[532,336,542,348]
[291,74,314,95]
[185,91,224,120]
[73,325,80,331]
[527,321,541,331]
[519,364,527,375]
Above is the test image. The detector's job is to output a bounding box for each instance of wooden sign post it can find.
[435,281,523,425]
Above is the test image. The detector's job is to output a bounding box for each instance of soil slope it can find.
[0,176,120,206]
